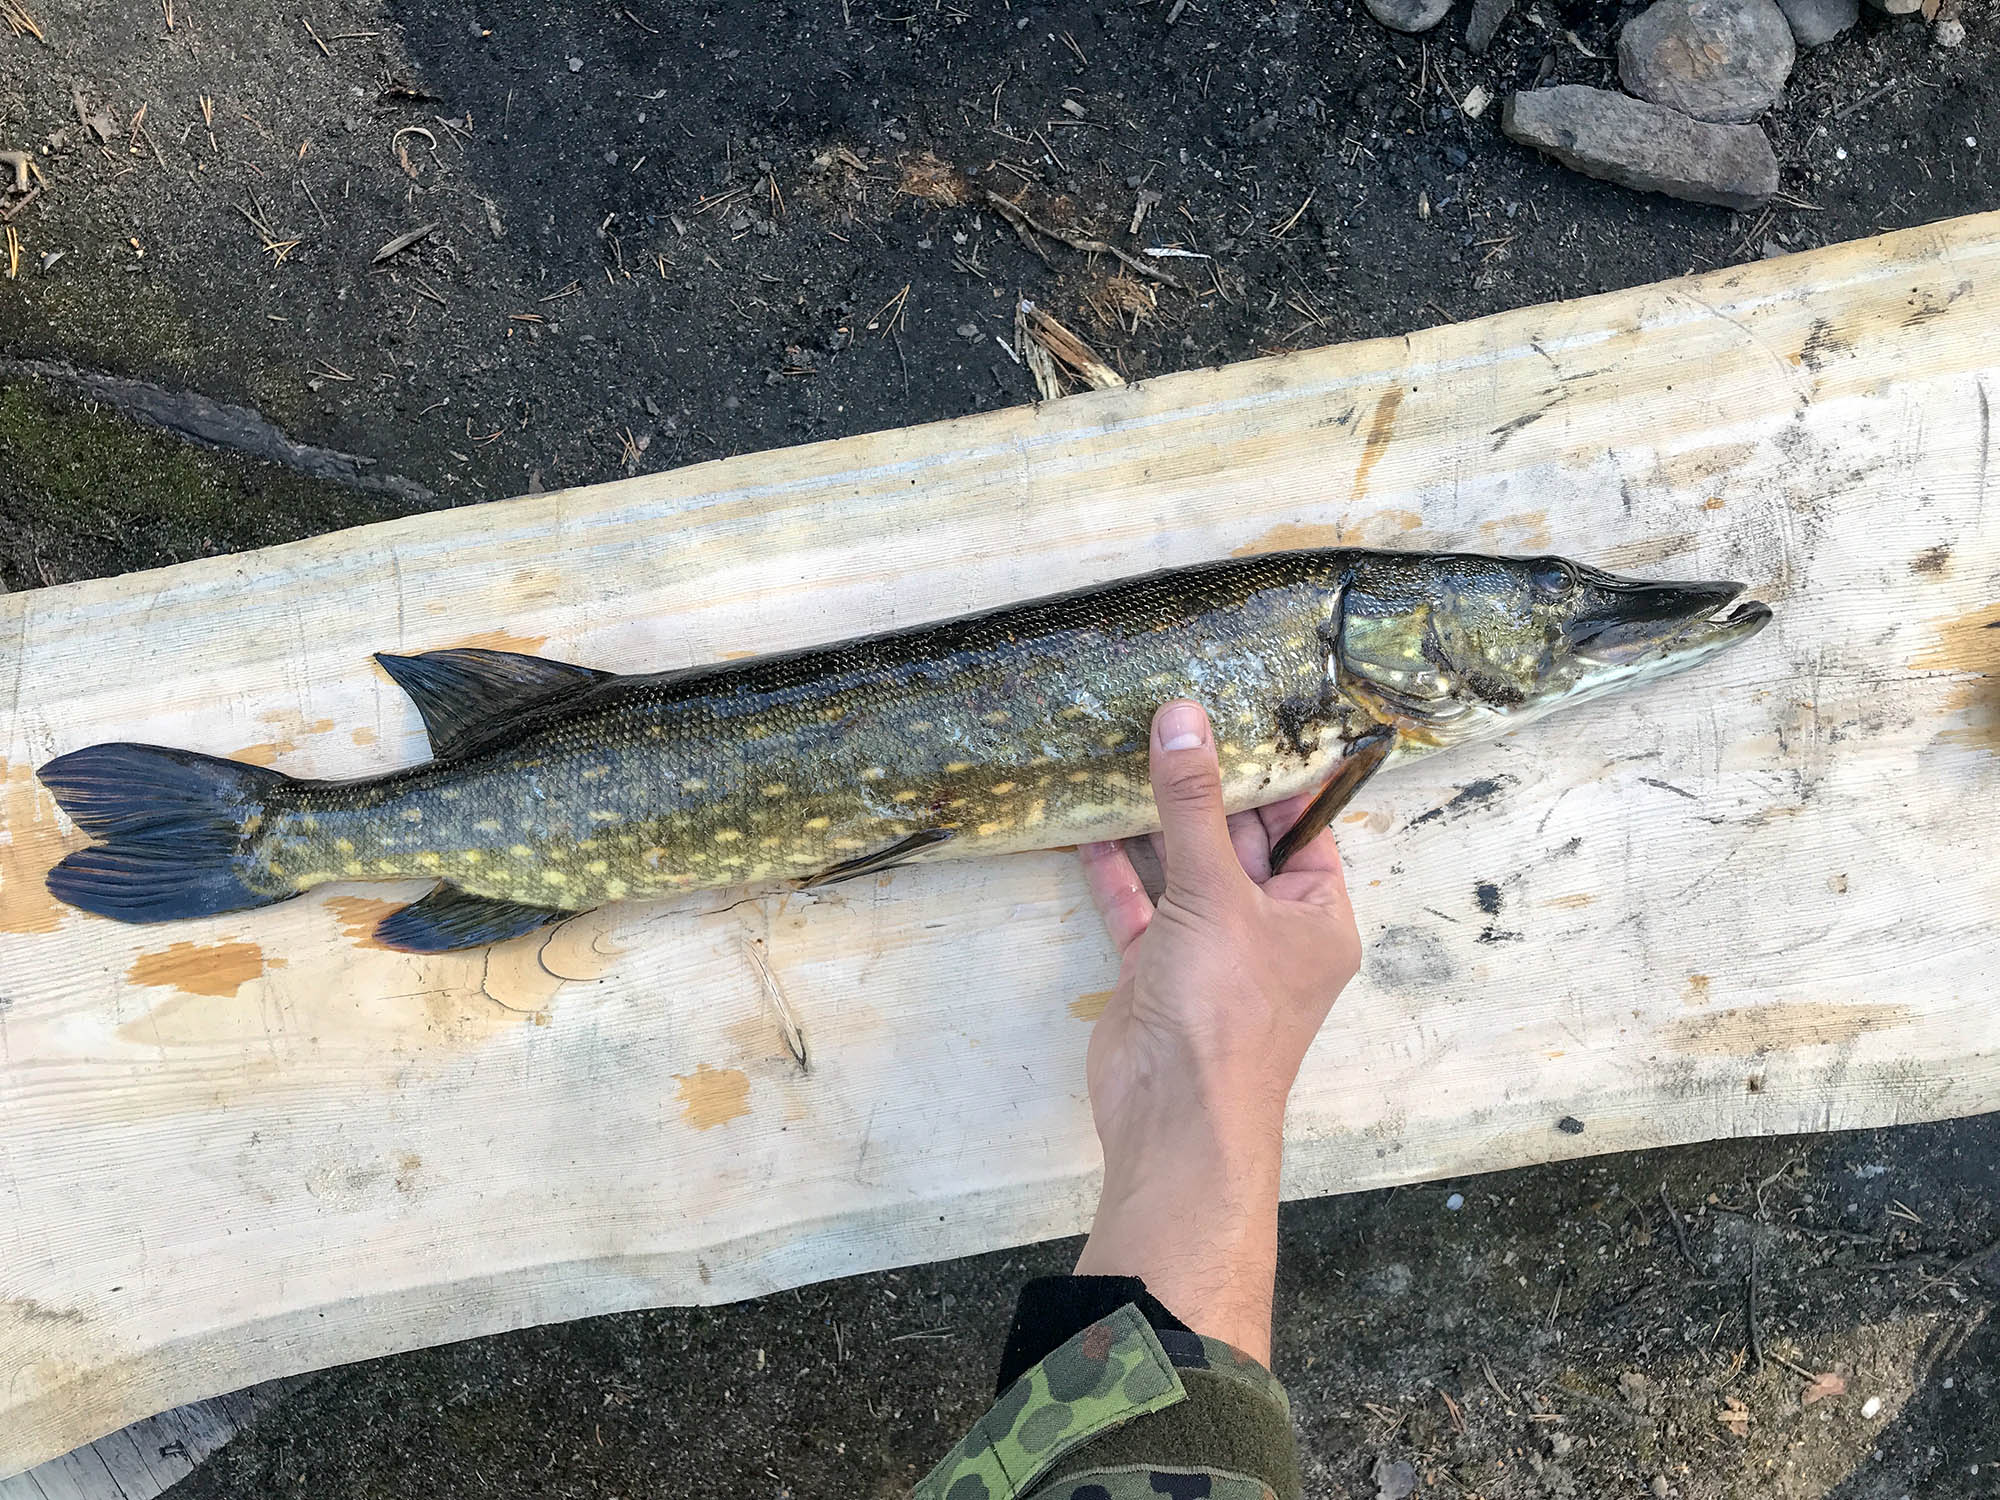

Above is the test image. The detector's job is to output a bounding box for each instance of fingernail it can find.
[1154,700,1208,752]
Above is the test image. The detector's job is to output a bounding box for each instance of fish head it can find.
[1335,552,1771,746]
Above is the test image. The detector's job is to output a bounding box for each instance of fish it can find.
[36,548,1771,953]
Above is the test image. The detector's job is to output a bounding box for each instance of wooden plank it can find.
[2,213,1996,1478]
[0,1382,295,1500]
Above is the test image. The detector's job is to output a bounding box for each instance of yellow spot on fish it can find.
[542,870,568,886]
[831,838,866,851]
[344,861,366,876]
[805,816,831,830]
[1100,733,1126,749]
[605,880,629,899]
[762,784,787,797]
[417,852,441,870]
[861,766,886,781]
[760,836,782,848]
[714,829,743,843]
[510,844,536,858]
[267,861,285,877]
[682,778,708,792]
[464,851,482,864]
[909,720,932,732]
[587,859,609,874]
[335,837,355,853]
[1025,799,1046,826]
[373,860,398,874]
[475,819,502,834]
[990,782,1017,795]
[440,787,461,801]
[643,848,668,869]
[582,765,610,782]
[892,790,919,803]
[589,810,619,822]
[945,761,973,774]
[981,710,1010,725]
[402,808,424,823]
[1254,741,1277,756]
[1068,771,1091,783]
[977,820,1012,837]
[1060,706,1090,721]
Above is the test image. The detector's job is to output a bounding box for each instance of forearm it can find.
[1074,1107,1283,1364]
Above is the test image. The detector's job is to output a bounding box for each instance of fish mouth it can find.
[1565,579,1773,666]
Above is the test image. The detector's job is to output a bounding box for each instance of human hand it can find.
[1071,698,1362,1361]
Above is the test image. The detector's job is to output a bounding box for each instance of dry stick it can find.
[1660,1183,1699,1272]
[1746,1241,1764,1373]
[981,188,1185,289]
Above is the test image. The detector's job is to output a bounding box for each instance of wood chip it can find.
[1014,298,1124,400]
[371,222,438,264]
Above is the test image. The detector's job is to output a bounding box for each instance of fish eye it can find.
[1529,560,1574,597]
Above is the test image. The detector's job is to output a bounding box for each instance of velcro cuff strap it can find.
[912,1303,1186,1500]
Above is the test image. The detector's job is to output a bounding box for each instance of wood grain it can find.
[3,212,1996,1478]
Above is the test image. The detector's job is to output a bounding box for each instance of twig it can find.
[371,221,438,264]
[1746,1242,1764,1373]
[1661,1184,1699,1272]
[1833,78,1898,123]
[981,187,1185,288]
[301,16,329,55]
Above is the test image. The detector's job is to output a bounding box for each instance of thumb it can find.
[1148,700,1243,904]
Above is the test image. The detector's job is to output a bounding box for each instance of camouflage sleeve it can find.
[911,1303,1300,1500]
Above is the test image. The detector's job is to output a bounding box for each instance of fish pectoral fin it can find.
[1267,723,1397,876]
[373,883,580,953]
[374,648,612,760]
[799,828,955,889]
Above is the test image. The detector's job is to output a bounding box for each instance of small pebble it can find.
[1617,0,1796,124]
[1652,1478,1671,1499]
[1445,1192,1465,1210]
[1862,1395,1883,1418]
[1934,15,1965,44]
[567,56,583,72]
[1362,0,1453,32]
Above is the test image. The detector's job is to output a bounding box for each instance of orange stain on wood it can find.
[1667,1001,1910,1056]
[1475,510,1553,551]
[673,1064,751,1130]
[323,895,404,949]
[128,940,284,997]
[447,630,549,655]
[1910,604,2000,752]
[1068,990,1115,1022]
[1685,974,1712,1006]
[0,762,88,934]
[1231,522,1341,557]
[231,741,292,767]
[1545,893,1596,910]
[1349,387,1405,500]
[351,726,377,747]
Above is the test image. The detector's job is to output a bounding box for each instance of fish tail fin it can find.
[37,744,295,924]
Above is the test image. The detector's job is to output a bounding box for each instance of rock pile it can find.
[1359,0,1955,211]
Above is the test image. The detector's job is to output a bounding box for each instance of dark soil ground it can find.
[1,0,1995,1495]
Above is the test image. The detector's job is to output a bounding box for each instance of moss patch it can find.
[0,379,406,590]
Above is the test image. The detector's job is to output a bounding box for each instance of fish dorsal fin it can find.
[374,648,610,760]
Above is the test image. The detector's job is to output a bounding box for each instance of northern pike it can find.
[39,549,1770,952]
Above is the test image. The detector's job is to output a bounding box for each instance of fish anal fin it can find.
[1268,724,1397,875]
[374,648,611,760]
[800,828,955,889]
[373,883,579,953]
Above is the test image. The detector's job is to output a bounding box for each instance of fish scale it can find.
[37,547,1770,952]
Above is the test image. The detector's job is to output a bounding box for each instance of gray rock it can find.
[1373,1458,1419,1500]
[1618,0,1795,122]
[1363,0,1454,33]
[1863,0,1922,12]
[1935,15,1966,44]
[1501,86,1780,210]
[1774,0,1859,45]
[1467,0,1515,51]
